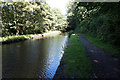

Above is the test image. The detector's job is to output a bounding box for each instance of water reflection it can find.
[2,33,68,78]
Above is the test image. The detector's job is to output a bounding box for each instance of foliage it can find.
[1,1,67,37]
[67,2,120,47]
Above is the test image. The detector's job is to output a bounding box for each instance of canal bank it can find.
[0,31,61,44]
[54,33,120,79]
[54,34,93,79]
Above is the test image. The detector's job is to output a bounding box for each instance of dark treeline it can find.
[67,2,120,47]
[1,1,67,37]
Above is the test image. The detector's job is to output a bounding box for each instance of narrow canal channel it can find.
[2,33,68,78]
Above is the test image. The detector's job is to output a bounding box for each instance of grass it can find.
[62,34,93,78]
[0,31,61,42]
[80,33,120,55]
[0,34,37,42]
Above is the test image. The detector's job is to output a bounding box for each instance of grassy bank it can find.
[61,34,93,78]
[80,33,120,55]
[0,34,37,42]
[0,31,61,43]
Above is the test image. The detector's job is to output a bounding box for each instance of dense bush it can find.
[67,2,120,47]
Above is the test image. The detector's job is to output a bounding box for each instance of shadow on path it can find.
[78,34,120,78]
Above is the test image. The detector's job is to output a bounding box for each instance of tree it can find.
[67,2,120,47]
[1,1,67,36]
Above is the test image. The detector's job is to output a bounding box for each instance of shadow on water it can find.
[2,33,68,78]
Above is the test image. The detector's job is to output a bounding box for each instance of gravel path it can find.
[78,34,120,78]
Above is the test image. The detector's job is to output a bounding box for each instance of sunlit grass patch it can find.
[0,34,37,42]
[0,37,2,42]
[0,31,61,42]
[72,34,76,35]
[62,34,93,78]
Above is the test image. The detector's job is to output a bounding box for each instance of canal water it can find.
[2,33,68,78]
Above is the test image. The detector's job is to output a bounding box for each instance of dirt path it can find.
[78,34,120,78]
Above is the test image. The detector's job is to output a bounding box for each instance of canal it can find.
[2,33,68,78]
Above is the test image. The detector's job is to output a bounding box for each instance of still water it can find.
[2,33,68,78]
